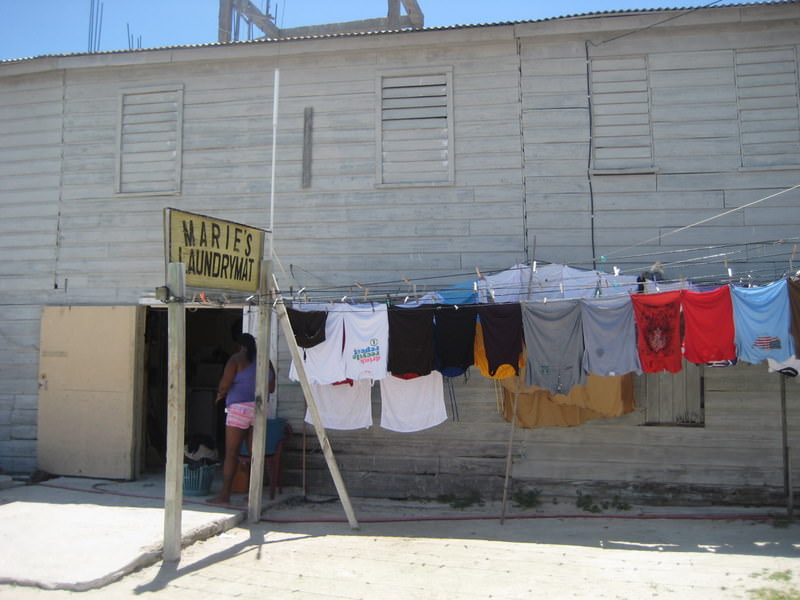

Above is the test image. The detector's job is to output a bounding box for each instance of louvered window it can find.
[590,56,654,171]
[116,86,183,194]
[735,48,800,168]
[378,70,453,185]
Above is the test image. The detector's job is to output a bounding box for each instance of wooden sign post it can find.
[247,259,273,523]
[163,262,186,562]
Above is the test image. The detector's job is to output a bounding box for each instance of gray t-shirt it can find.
[580,296,641,376]
[522,300,585,395]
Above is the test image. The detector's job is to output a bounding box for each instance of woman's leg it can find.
[208,424,247,504]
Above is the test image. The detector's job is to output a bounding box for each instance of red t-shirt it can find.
[631,291,683,373]
[681,286,736,364]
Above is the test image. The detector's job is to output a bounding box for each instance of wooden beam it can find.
[302,107,313,189]
[388,0,400,29]
[279,16,413,38]
[275,299,359,529]
[163,262,186,561]
[218,0,234,42]
[247,259,273,523]
[400,0,424,28]
[233,0,280,38]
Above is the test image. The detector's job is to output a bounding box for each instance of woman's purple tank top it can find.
[226,361,256,406]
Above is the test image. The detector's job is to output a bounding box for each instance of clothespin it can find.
[354,282,368,302]
[199,292,208,304]
[532,261,537,273]
[341,295,348,303]
[402,275,417,296]
[790,244,797,273]
[724,257,732,279]
[613,266,620,277]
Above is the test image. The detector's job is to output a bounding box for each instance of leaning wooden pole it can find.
[500,378,521,525]
[275,298,359,529]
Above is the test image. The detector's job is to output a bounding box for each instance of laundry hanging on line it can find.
[286,263,800,432]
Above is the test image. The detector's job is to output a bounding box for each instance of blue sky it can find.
[0,0,758,61]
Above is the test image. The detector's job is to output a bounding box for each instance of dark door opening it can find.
[142,306,244,471]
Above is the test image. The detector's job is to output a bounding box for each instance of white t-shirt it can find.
[341,303,389,381]
[380,371,447,433]
[289,305,347,385]
[304,380,373,430]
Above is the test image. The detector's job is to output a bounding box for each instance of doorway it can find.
[143,306,245,471]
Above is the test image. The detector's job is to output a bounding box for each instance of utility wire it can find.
[597,184,800,261]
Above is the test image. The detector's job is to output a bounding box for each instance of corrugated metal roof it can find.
[1,1,795,64]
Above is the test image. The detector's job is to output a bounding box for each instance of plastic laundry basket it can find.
[183,463,215,496]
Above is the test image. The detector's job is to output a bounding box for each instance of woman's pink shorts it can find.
[225,402,256,429]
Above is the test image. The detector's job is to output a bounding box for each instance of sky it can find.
[0,0,763,61]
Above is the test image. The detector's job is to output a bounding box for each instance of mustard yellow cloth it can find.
[499,370,634,428]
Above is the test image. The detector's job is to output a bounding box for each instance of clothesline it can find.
[594,183,800,262]
[282,239,799,304]
[285,277,799,435]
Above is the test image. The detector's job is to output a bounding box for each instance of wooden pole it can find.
[500,377,520,524]
[248,259,274,523]
[163,262,186,561]
[780,373,794,519]
[275,298,359,529]
[302,420,308,497]
[218,0,234,42]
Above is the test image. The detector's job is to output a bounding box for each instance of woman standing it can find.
[208,332,272,505]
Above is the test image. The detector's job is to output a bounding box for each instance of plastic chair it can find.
[238,418,293,499]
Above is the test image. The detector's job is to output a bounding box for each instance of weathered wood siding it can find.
[521,5,800,281]
[0,4,798,505]
[283,362,800,505]
[0,69,63,472]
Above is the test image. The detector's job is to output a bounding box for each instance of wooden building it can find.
[1,2,799,506]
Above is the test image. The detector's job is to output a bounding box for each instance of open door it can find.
[37,306,145,479]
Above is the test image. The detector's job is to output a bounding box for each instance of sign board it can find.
[165,208,266,292]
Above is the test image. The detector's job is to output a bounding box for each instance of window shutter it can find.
[590,56,653,170]
[735,48,800,168]
[379,72,453,185]
[117,87,183,194]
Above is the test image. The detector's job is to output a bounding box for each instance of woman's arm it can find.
[215,354,241,403]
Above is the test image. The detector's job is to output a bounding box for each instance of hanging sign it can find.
[165,208,266,293]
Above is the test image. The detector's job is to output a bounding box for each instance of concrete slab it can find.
[0,472,245,591]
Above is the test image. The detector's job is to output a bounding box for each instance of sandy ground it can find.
[2,493,798,600]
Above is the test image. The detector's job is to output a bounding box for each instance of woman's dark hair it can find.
[238,333,257,362]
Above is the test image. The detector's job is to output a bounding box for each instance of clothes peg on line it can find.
[402,274,417,296]
[354,281,369,302]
